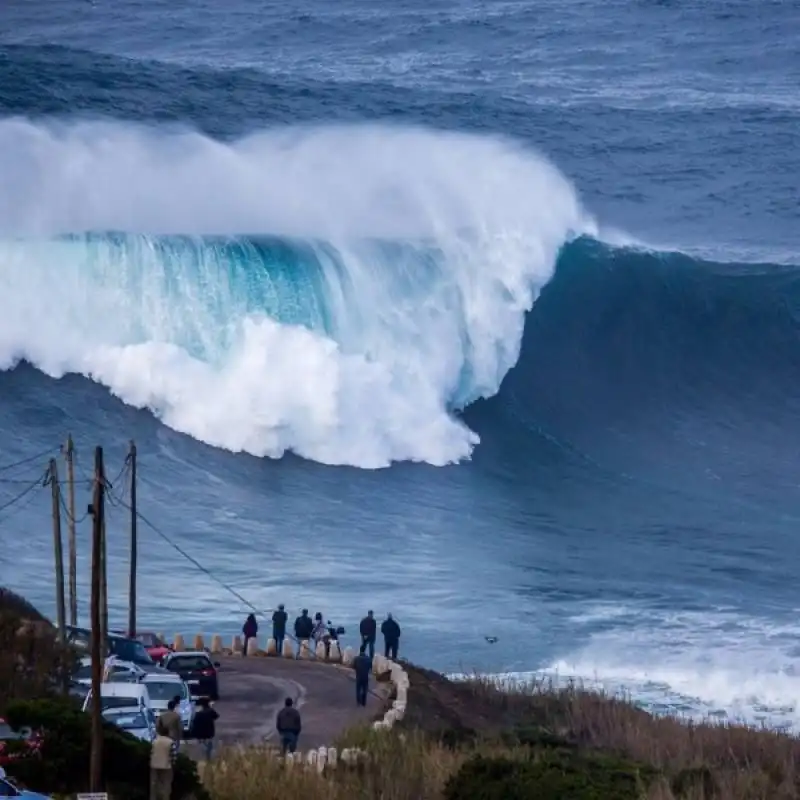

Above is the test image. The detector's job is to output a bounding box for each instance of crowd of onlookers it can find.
[241,607,402,661]
[149,606,403,793]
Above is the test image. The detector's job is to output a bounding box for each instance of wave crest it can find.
[0,120,591,467]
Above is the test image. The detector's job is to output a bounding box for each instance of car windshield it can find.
[168,655,211,671]
[109,637,154,666]
[146,681,188,702]
[87,696,142,712]
[103,710,148,730]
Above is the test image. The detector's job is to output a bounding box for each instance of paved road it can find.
[207,655,387,751]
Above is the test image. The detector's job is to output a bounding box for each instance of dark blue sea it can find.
[1,0,799,729]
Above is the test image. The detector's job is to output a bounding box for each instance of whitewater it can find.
[0,119,592,467]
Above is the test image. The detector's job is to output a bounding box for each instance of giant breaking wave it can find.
[0,119,593,467]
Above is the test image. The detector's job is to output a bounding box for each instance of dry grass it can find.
[201,664,800,800]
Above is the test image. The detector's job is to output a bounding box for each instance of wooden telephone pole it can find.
[127,441,137,638]
[48,458,66,644]
[64,435,78,627]
[89,446,105,792]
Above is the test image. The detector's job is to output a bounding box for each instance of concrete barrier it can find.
[193,634,204,651]
[315,641,326,660]
[342,646,355,666]
[328,641,341,662]
[173,634,185,652]
[266,638,277,656]
[246,637,259,656]
[282,638,294,658]
[210,634,223,654]
[232,635,242,654]
[298,639,312,660]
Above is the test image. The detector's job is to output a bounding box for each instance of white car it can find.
[141,673,195,734]
[81,682,152,715]
[101,707,156,743]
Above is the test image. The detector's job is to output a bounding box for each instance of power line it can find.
[0,471,47,515]
[0,447,57,474]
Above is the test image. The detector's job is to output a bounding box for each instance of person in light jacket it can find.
[150,719,176,800]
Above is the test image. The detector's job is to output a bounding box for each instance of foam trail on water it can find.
[0,119,592,467]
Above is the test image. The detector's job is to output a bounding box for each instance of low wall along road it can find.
[165,632,409,769]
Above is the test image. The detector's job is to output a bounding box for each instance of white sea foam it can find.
[479,603,800,732]
[0,119,592,467]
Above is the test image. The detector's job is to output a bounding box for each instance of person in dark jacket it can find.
[381,613,401,660]
[242,613,258,657]
[353,644,371,707]
[359,610,377,658]
[272,604,288,655]
[275,697,302,754]
[191,697,219,761]
[294,609,314,646]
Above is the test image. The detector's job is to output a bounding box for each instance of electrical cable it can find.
[0,447,57,474]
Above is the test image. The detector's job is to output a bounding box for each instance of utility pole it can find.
[100,514,107,653]
[128,440,137,638]
[48,458,66,645]
[89,446,104,793]
[65,435,78,627]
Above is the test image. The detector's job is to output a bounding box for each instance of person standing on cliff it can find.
[242,613,258,657]
[353,644,371,707]
[381,613,401,660]
[294,609,314,657]
[359,610,377,659]
[272,604,288,655]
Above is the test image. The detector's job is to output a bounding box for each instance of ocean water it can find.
[2,0,800,731]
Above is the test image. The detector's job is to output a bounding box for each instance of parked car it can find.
[81,683,153,715]
[133,632,172,663]
[141,673,195,735]
[0,721,39,767]
[0,767,51,799]
[101,708,156,743]
[162,652,220,700]
[65,626,167,674]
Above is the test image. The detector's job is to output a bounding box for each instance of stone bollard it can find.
[193,634,204,651]
[372,654,385,676]
[299,640,312,660]
[173,634,185,652]
[342,646,355,666]
[232,635,243,654]
[327,747,337,768]
[266,638,277,656]
[282,638,294,658]
[315,641,326,660]
[317,747,327,773]
[210,635,223,654]
[328,641,341,662]
[246,637,259,656]
[284,752,295,769]
[306,750,318,768]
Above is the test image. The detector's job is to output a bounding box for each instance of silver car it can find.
[141,674,195,735]
[101,707,156,743]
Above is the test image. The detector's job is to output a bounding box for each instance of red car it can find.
[134,632,172,663]
[0,719,40,765]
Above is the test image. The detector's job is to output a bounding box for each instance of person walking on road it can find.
[242,613,258,656]
[276,697,302,754]
[381,613,401,660]
[192,697,219,761]
[359,610,377,659]
[272,604,288,655]
[353,644,371,707]
[150,718,176,800]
